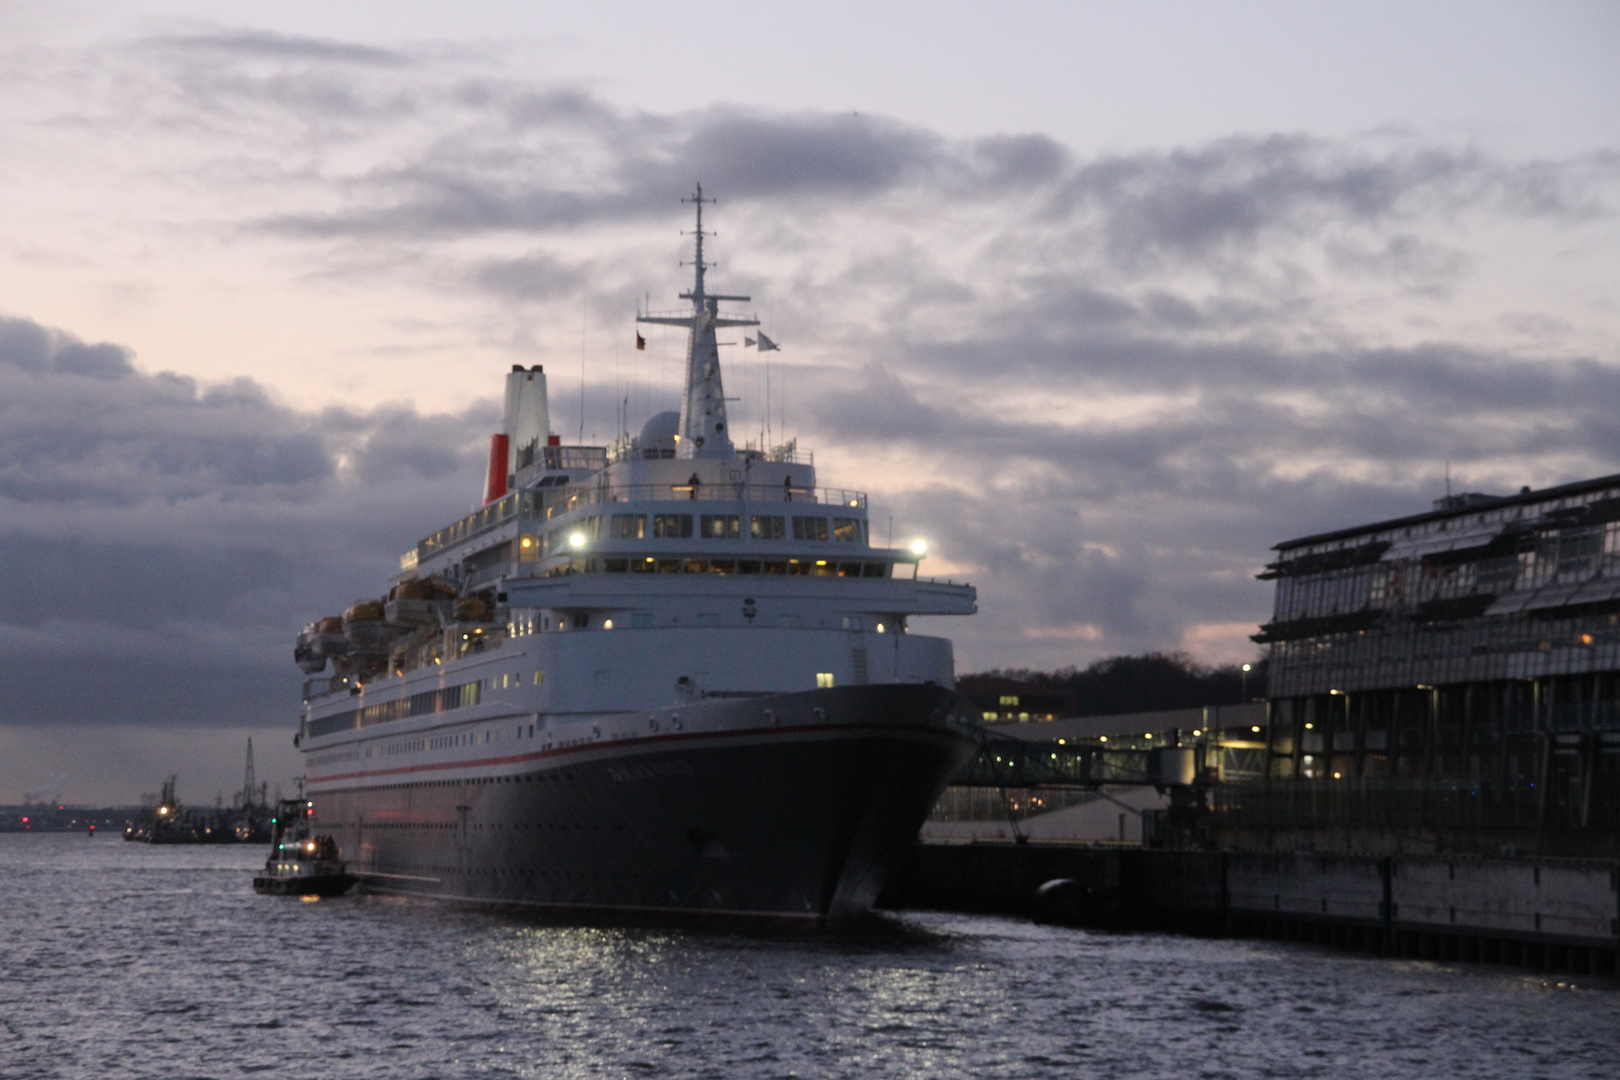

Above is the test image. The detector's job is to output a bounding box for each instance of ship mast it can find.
[637,184,758,459]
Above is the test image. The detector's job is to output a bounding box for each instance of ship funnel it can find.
[483,433,509,504]
[504,365,550,475]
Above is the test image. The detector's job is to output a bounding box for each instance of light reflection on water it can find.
[2,834,1616,1079]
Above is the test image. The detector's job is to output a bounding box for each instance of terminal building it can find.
[1231,473,1620,853]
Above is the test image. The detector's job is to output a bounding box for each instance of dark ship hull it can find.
[310,684,975,926]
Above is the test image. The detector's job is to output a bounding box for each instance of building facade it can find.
[1238,475,1620,849]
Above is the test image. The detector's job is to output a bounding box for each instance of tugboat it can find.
[252,797,356,897]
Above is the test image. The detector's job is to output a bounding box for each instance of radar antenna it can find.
[681,184,714,302]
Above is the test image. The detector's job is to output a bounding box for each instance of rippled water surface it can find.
[3,835,1617,1079]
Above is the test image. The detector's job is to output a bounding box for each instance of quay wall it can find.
[881,842,1620,976]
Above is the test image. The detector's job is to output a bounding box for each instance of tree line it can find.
[959,652,1268,718]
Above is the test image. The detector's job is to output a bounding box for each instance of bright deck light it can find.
[909,539,927,556]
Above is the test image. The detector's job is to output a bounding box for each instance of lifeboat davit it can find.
[451,595,493,623]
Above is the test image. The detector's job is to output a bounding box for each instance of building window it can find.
[793,516,829,542]
[701,514,740,539]
[816,673,835,688]
[751,515,785,540]
[653,514,693,539]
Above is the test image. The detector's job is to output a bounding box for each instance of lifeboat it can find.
[384,578,456,627]
[295,616,350,673]
[293,637,325,674]
[310,617,348,657]
[343,600,403,653]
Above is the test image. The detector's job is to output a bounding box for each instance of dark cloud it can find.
[0,316,135,379]
[149,28,411,68]
[971,133,1070,186]
[0,315,488,727]
[472,252,584,302]
[0,320,332,504]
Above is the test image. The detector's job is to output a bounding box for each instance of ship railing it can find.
[302,674,354,701]
[416,484,867,564]
[551,484,866,513]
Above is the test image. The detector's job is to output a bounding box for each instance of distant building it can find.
[1245,474,1620,850]
[956,676,1071,722]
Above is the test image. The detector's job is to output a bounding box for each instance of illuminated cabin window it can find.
[701,514,740,539]
[611,514,646,539]
[751,516,785,540]
[816,673,835,688]
[832,518,865,543]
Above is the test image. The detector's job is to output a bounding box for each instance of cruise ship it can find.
[293,188,979,925]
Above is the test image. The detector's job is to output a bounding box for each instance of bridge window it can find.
[701,514,740,539]
[832,518,864,543]
[751,515,785,540]
[611,514,646,539]
[653,514,693,539]
[792,516,829,542]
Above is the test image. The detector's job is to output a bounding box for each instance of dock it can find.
[882,841,1620,976]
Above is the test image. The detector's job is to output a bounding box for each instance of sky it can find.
[2,1,1618,803]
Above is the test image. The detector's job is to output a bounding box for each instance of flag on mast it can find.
[746,332,780,352]
[635,332,646,351]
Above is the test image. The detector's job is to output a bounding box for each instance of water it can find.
[2,835,1616,1079]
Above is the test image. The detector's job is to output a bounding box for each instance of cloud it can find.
[6,25,1620,707]
[150,29,412,68]
[0,316,135,379]
[0,314,489,728]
